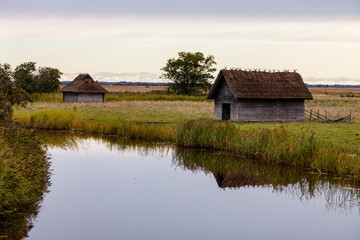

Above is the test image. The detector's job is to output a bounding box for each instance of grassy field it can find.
[12,88,360,177]
[60,84,169,93]
[15,98,360,149]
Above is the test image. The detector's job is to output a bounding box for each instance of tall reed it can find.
[176,120,360,176]
[15,108,174,142]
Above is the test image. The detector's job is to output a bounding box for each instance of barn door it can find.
[222,103,231,120]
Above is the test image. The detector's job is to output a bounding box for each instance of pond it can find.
[26,132,360,240]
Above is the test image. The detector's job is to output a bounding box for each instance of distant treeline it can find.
[306,84,360,88]
[61,81,169,86]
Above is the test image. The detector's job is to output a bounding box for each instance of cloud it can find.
[1,0,359,18]
[62,72,167,83]
[1,17,360,43]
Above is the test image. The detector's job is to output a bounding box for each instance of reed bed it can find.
[176,120,360,176]
[15,108,174,142]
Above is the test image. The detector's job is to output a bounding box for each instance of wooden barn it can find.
[60,74,108,103]
[207,69,313,122]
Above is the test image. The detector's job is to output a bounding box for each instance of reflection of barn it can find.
[60,74,108,102]
[207,69,313,122]
[214,172,268,189]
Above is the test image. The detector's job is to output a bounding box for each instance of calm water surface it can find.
[27,133,360,240]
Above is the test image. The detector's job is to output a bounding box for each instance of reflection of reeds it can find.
[176,120,360,177]
[0,123,51,238]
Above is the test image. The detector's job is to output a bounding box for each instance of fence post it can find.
[325,110,327,119]
[350,111,352,123]
[338,111,340,123]
[310,110,312,120]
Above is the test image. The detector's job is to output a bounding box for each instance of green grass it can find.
[12,98,360,178]
[176,120,360,176]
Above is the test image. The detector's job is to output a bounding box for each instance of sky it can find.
[1,0,360,84]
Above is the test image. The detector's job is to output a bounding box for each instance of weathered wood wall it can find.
[63,92,78,102]
[62,93,105,102]
[238,99,305,122]
[213,77,238,120]
[77,93,104,103]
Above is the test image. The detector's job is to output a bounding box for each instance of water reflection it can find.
[0,206,39,240]
[173,148,360,213]
[36,130,360,214]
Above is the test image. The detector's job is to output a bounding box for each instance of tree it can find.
[33,67,62,93]
[13,62,36,93]
[0,63,29,121]
[13,62,62,93]
[161,52,216,95]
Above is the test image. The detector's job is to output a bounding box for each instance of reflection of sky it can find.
[1,0,360,84]
[28,138,360,240]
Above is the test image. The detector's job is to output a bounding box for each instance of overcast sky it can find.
[1,0,360,83]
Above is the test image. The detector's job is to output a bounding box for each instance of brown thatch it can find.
[207,69,312,100]
[60,74,108,93]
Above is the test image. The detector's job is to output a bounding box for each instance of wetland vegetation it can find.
[12,89,360,179]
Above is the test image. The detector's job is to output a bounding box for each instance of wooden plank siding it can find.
[63,92,78,102]
[238,99,305,122]
[63,92,105,103]
[78,93,105,103]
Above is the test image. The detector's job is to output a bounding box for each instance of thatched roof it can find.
[60,74,108,93]
[207,69,313,100]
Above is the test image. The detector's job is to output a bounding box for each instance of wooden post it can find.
[310,110,312,120]
[350,111,352,123]
[338,111,340,123]
[325,110,327,119]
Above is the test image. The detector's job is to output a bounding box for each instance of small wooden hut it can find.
[60,74,108,102]
[207,69,313,122]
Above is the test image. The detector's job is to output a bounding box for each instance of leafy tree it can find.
[13,62,36,93]
[13,62,62,93]
[0,63,29,121]
[161,52,216,95]
[33,67,62,93]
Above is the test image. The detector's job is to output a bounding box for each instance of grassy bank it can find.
[13,103,360,177]
[0,123,51,238]
[176,120,360,176]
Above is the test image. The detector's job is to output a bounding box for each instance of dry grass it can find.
[60,84,168,93]
[309,87,360,100]
[18,101,214,124]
